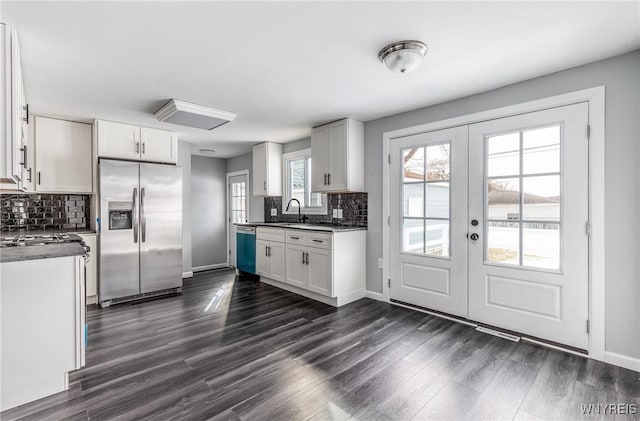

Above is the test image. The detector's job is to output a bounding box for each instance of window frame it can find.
[282,149,328,215]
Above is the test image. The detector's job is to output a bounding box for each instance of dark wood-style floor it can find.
[2,269,639,421]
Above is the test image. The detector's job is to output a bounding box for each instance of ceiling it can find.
[2,1,639,158]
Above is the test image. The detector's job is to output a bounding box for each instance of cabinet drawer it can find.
[285,230,307,245]
[306,232,332,250]
[256,227,285,242]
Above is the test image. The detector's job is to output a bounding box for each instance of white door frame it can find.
[382,86,605,362]
[226,169,250,267]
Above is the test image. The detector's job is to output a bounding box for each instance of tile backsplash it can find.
[1,193,91,232]
[264,192,367,227]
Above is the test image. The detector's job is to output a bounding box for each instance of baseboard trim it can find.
[364,290,384,301]
[192,264,228,273]
[182,271,194,278]
[260,277,338,307]
[604,351,640,372]
[86,295,98,305]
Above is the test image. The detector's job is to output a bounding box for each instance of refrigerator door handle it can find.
[141,187,146,243]
[133,187,139,243]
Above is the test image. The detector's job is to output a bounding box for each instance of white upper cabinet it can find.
[34,117,92,193]
[252,141,282,196]
[96,120,139,161]
[311,118,364,193]
[140,127,177,163]
[1,25,30,188]
[96,120,177,164]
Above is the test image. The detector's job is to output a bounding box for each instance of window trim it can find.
[282,149,328,215]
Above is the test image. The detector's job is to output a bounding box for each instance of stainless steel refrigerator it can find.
[99,159,182,307]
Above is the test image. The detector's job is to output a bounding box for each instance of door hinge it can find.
[229,249,231,255]
[388,278,391,288]
[388,154,391,164]
[585,221,591,237]
[586,320,590,334]
[387,216,391,226]
[586,124,591,140]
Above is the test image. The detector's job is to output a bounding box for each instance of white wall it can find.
[191,155,227,268]
[364,50,640,359]
[177,142,192,276]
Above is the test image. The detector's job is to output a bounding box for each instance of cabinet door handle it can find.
[302,251,306,264]
[323,174,327,185]
[263,181,267,191]
[38,171,41,185]
[26,168,32,182]
[142,142,146,154]
[312,239,323,243]
[305,252,309,265]
[135,141,140,154]
[22,104,29,124]
[328,173,331,185]
[289,236,299,240]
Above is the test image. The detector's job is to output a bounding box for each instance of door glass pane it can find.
[523,223,559,269]
[403,147,425,182]
[523,126,560,175]
[426,144,450,181]
[425,219,449,257]
[487,132,520,177]
[426,182,449,218]
[487,178,520,220]
[487,221,519,265]
[403,184,424,217]
[523,175,560,221]
[402,219,424,254]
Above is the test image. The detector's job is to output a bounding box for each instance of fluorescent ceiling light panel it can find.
[154,99,236,130]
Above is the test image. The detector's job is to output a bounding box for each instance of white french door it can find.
[389,126,469,318]
[228,172,249,268]
[390,103,590,350]
[468,103,589,349]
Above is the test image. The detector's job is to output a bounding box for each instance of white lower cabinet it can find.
[306,247,332,296]
[285,244,308,289]
[257,226,365,307]
[256,239,285,283]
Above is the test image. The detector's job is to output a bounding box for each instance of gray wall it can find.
[364,50,640,359]
[191,155,227,268]
[177,142,192,275]
[283,137,311,153]
[226,152,264,222]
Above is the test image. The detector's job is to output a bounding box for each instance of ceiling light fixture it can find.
[198,148,216,155]
[378,40,428,73]
[155,99,236,130]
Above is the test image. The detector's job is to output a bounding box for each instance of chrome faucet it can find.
[286,198,308,223]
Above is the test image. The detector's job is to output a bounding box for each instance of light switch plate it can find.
[378,258,383,269]
[271,208,277,216]
[332,209,338,218]
[337,209,343,218]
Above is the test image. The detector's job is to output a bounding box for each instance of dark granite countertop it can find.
[0,228,97,236]
[1,242,87,263]
[234,222,367,232]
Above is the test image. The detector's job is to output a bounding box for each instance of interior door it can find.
[99,160,140,301]
[468,103,589,350]
[139,163,182,294]
[227,173,248,267]
[389,126,469,317]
